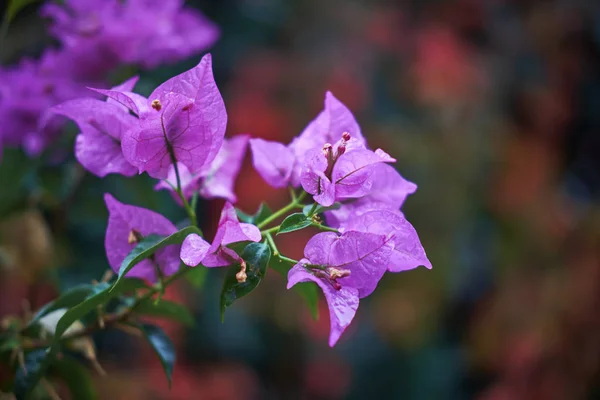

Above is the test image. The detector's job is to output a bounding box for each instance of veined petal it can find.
[341,210,431,272]
[250,138,294,188]
[180,233,210,267]
[287,262,359,347]
[332,148,395,200]
[104,194,179,282]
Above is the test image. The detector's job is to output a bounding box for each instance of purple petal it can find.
[75,129,137,177]
[121,116,171,178]
[217,203,261,245]
[342,210,431,272]
[287,262,359,347]
[154,162,200,204]
[180,233,210,267]
[332,149,395,200]
[104,194,179,282]
[322,91,365,145]
[324,199,397,228]
[146,55,226,176]
[50,98,136,141]
[304,231,392,297]
[250,138,294,188]
[199,134,249,202]
[87,87,144,116]
[300,148,336,206]
[365,164,417,208]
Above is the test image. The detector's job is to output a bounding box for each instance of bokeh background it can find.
[2,0,600,398]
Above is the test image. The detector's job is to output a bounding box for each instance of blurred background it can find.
[1,0,600,398]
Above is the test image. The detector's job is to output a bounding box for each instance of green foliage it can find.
[137,324,176,387]
[185,264,208,288]
[51,356,97,400]
[49,278,150,352]
[13,349,51,400]
[302,202,341,217]
[277,212,312,235]
[236,202,273,224]
[220,242,271,320]
[134,299,195,326]
[28,279,148,328]
[5,0,39,23]
[270,256,319,320]
[113,226,201,287]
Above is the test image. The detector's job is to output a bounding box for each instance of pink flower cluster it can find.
[59,55,432,346]
[0,0,218,160]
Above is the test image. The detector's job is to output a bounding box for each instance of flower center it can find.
[127,229,143,245]
[311,265,351,291]
[322,132,351,180]
[151,99,162,111]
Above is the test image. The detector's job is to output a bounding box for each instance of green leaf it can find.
[6,0,39,24]
[0,337,19,353]
[28,278,148,327]
[29,285,95,327]
[185,265,208,288]
[13,349,52,400]
[49,278,151,353]
[51,356,97,400]
[270,257,319,320]
[302,202,341,217]
[113,226,201,287]
[134,299,194,326]
[137,324,175,386]
[277,213,312,235]
[220,242,271,320]
[236,203,273,224]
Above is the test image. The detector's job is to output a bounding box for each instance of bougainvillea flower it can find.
[156,134,249,203]
[300,135,396,206]
[180,202,260,267]
[340,210,431,272]
[104,194,180,282]
[49,78,140,177]
[42,0,219,79]
[287,231,393,346]
[0,50,87,156]
[249,138,294,188]
[250,92,366,188]
[324,164,417,227]
[90,54,227,179]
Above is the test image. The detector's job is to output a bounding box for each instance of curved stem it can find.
[314,224,339,233]
[22,266,195,349]
[256,191,307,229]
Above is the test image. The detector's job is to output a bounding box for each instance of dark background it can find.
[1,0,600,399]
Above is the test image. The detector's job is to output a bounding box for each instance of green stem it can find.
[307,202,319,217]
[165,149,198,227]
[260,225,280,236]
[257,191,307,229]
[276,255,300,265]
[265,232,279,256]
[314,224,339,233]
[22,266,196,349]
